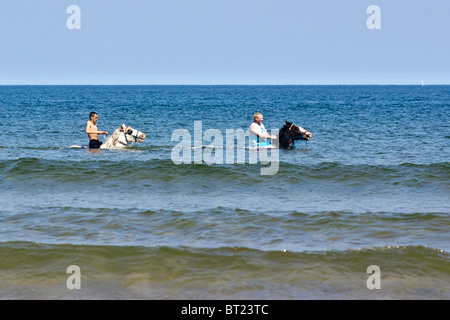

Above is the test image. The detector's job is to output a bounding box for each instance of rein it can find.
[119,128,142,145]
[280,125,308,148]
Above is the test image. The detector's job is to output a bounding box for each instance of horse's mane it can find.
[102,128,122,148]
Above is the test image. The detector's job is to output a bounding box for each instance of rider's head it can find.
[90,112,98,122]
[253,112,263,124]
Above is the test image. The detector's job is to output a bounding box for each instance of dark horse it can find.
[276,121,312,149]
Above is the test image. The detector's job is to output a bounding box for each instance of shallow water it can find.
[0,85,449,299]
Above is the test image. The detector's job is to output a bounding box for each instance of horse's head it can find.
[102,124,146,148]
[119,124,146,143]
[284,121,312,141]
[277,121,312,149]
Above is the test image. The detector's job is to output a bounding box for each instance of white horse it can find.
[70,124,146,149]
[101,124,146,148]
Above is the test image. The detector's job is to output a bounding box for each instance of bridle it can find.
[281,123,309,148]
[119,127,143,145]
[286,123,307,139]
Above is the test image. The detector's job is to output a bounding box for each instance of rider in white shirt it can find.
[249,113,277,148]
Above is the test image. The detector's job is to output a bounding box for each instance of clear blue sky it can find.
[0,0,449,84]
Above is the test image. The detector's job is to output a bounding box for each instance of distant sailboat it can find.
[421,80,424,86]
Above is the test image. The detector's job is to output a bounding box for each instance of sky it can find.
[0,0,449,85]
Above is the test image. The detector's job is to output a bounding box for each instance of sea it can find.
[0,85,448,300]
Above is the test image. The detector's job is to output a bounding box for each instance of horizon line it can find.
[0,83,448,86]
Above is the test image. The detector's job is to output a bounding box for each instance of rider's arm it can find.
[86,121,107,135]
[250,123,276,139]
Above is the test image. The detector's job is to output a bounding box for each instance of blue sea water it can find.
[0,85,449,299]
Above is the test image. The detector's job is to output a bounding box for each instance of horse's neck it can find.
[279,127,292,147]
[104,129,123,148]
[281,127,292,138]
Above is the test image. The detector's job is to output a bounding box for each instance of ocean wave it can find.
[0,242,450,300]
[2,205,448,255]
[1,157,448,186]
[0,241,446,269]
[0,241,448,300]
